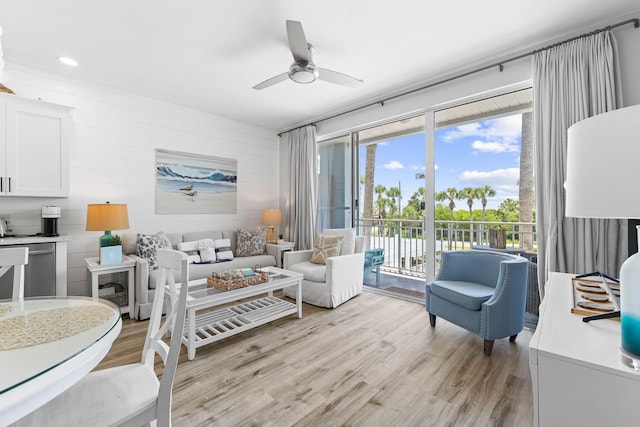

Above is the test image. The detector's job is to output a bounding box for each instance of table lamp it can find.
[262,209,282,244]
[565,103,640,369]
[86,202,130,247]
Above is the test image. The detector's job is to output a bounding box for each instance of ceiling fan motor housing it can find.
[289,62,318,84]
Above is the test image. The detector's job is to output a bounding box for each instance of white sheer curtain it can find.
[281,125,317,250]
[533,30,626,298]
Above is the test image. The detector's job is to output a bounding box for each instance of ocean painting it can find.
[156,149,237,214]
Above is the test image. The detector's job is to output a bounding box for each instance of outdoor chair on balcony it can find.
[284,228,365,308]
[425,250,528,356]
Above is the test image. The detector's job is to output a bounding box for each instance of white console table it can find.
[529,272,640,426]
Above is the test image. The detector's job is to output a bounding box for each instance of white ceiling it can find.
[0,1,639,133]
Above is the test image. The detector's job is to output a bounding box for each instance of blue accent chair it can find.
[425,250,528,356]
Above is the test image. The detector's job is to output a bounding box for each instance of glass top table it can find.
[0,297,122,425]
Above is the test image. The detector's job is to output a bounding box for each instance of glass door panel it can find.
[317,135,352,231]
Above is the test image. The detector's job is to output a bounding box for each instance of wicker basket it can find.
[99,283,128,307]
[207,270,269,291]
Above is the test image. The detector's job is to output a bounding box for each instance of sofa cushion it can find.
[310,234,343,265]
[183,230,223,244]
[136,232,171,270]
[236,228,266,257]
[215,238,234,261]
[430,280,494,311]
[287,261,326,283]
[323,228,355,255]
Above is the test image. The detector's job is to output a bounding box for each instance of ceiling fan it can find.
[253,20,363,90]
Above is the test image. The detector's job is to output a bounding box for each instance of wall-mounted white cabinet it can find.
[0,93,71,197]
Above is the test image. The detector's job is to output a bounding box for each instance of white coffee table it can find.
[175,266,303,360]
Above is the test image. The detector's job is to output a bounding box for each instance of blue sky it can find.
[359,114,523,210]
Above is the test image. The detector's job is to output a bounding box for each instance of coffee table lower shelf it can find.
[176,267,303,360]
[184,296,296,348]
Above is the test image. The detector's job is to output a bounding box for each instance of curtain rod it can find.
[278,17,639,137]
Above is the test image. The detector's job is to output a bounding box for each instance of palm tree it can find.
[435,187,459,221]
[476,185,496,244]
[461,187,479,245]
[436,187,460,249]
[477,185,496,222]
[362,143,377,240]
[386,186,401,217]
[374,184,387,218]
[519,111,535,252]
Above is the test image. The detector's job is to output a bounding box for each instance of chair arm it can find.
[480,258,528,339]
[325,253,365,289]
[283,250,313,269]
[128,254,150,315]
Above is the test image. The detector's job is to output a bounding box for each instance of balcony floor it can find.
[364,270,425,301]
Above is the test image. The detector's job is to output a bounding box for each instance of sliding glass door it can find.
[316,86,535,304]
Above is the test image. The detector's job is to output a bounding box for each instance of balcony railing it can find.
[357,218,537,278]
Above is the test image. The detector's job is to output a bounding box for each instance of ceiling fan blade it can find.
[253,72,289,90]
[318,68,363,87]
[286,20,310,63]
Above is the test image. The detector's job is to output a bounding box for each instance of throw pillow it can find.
[322,228,356,255]
[236,228,266,257]
[310,234,344,265]
[197,239,217,263]
[215,238,234,261]
[136,232,170,270]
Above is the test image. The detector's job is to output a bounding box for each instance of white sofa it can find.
[283,229,365,308]
[123,230,276,320]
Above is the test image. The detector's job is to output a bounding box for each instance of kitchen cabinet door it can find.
[2,96,71,197]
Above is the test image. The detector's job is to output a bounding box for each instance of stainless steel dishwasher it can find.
[0,242,56,299]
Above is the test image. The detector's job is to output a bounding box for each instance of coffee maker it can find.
[41,206,61,237]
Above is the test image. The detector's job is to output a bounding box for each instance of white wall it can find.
[1,64,279,296]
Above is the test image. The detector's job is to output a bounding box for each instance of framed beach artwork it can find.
[155,149,237,214]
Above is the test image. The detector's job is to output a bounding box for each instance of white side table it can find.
[266,241,295,268]
[84,255,136,318]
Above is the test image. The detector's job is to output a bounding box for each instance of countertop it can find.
[0,235,71,245]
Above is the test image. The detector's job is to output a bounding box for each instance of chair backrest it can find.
[438,250,522,288]
[143,248,189,427]
[0,247,29,299]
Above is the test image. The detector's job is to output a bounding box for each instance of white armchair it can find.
[283,228,365,308]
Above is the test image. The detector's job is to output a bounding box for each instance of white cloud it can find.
[459,168,519,186]
[442,115,523,151]
[378,141,389,146]
[383,160,404,170]
[410,164,426,171]
[435,164,439,170]
[471,140,518,153]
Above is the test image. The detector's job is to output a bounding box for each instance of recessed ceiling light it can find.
[58,56,78,67]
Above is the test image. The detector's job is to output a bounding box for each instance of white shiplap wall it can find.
[1,64,279,296]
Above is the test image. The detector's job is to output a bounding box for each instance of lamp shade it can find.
[86,203,130,231]
[566,104,640,218]
[261,209,282,225]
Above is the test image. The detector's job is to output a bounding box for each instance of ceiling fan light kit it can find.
[289,63,318,84]
[253,20,362,90]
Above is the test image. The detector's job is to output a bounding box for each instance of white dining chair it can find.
[14,249,189,427]
[0,247,28,300]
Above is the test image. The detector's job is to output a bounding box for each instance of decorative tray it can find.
[571,276,620,319]
[207,270,269,291]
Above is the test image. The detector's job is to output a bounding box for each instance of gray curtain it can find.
[533,30,626,298]
[281,125,317,250]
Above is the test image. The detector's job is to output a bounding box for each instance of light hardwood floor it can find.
[98,291,534,426]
